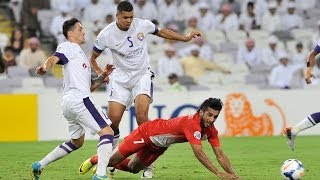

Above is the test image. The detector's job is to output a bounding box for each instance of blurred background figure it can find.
[281,2,303,31]
[7,27,24,56]
[239,1,261,32]
[2,46,17,70]
[269,52,304,89]
[167,73,187,92]
[261,35,282,69]
[237,38,262,70]
[291,42,308,66]
[157,44,183,78]
[261,1,281,33]
[19,37,46,71]
[181,45,231,81]
[50,5,72,44]
[215,3,239,31]
[20,0,50,37]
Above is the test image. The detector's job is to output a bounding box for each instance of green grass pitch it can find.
[1,136,320,180]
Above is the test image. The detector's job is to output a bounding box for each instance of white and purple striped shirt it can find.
[54,41,91,100]
[93,18,158,87]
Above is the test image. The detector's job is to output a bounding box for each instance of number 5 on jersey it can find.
[127,36,133,47]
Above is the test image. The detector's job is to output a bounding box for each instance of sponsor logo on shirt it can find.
[193,131,201,140]
[137,32,144,41]
[82,63,87,69]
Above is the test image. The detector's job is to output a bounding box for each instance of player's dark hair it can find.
[198,98,223,112]
[63,18,80,39]
[117,0,133,12]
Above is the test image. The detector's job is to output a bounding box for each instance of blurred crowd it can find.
[1,0,320,93]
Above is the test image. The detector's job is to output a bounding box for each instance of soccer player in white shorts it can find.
[31,18,114,180]
[285,39,320,151]
[88,1,201,178]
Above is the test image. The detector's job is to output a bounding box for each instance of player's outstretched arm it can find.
[156,28,201,42]
[190,144,237,179]
[213,147,237,176]
[90,64,115,92]
[305,50,318,84]
[90,50,104,75]
[35,56,59,75]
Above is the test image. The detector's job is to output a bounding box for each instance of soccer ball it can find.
[280,159,304,180]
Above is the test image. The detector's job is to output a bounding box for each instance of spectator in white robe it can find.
[215,3,239,31]
[195,2,216,32]
[133,0,158,20]
[269,52,304,89]
[236,38,262,69]
[50,5,72,44]
[261,1,282,33]
[281,2,303,31]
[157,0,178,25]
[261,35,282,69]
[157,44,184,78]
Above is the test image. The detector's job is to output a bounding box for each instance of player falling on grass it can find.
[285,39,320,151]
[79,98,239,179]
[31,18,115,180]
[89,1,201,178]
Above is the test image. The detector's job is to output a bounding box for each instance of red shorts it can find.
[118,128,167,166]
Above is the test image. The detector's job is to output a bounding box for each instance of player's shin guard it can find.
[292,112,320,134]
[96,134,113,176]
[114,158,132,172]
[39,141,79,168]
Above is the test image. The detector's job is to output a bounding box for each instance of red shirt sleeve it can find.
[182,116,202,145]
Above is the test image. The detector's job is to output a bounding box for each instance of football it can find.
[280,159,304,180]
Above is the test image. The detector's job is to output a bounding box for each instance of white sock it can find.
[39,141,78,169]
[292,116,316,134]
[112,133,120,150]
[96,134,113,176]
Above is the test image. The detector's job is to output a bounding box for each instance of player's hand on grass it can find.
[305,67,314,84]
[217,172,238,179]
[185,31,201,41]
[35,66,47,75]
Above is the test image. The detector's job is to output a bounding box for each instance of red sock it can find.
[90,154,98,165]
[114,158,132,172]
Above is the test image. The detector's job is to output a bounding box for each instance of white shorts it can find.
[62,97,112,139]
[107,73,154,109]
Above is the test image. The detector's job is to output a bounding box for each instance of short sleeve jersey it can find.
[93,18,158,86]
[141,113,220,148]
[54,41,91,99]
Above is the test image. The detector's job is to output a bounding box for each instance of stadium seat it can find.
[205,30,226,49]
[249,30,270,40]
[213,52,235,64]
[7,66,30,78]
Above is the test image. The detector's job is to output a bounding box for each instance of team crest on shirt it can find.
[137,32,144,41]
[193,131,201,140]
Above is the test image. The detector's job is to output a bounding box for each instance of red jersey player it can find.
[79,98,238,179]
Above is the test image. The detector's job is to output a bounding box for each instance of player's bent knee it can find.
[136,114,148,125]
[98,126,114,136]
[71,140,84,149]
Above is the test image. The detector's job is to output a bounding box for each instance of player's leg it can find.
[286,112,320,150]
[31,100,84,179]
[108,101,126,149]
[81,97,114,179]
[132,73,154,178]
[107,80,131,149]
